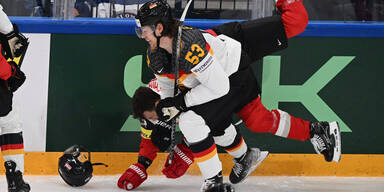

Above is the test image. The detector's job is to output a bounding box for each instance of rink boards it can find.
[1,152,384,176]
[1,17,383,176]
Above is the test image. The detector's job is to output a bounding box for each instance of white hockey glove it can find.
[156,91,188,122]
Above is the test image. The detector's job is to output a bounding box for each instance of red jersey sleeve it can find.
[277,0,308,38]
[0,45,12,80]
[138,133,160,162]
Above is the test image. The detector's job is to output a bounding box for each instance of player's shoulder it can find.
[181,26,206,48]
[179,27,209,71]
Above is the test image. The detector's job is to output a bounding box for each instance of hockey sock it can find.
[0,132,25,173]
[189,136,222,180]
[214,124,248,159]
[238,97,311,141]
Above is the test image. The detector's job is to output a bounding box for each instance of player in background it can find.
[117,79,269,191]
[0,4,30,192]
[133,0,341,191]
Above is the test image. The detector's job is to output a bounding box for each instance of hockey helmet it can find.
[135,0,173,38]
[58,145,107,187]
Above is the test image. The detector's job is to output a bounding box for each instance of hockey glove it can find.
[117,163,148,191]
[162,144,194,179]
[156,91,188,122]
[0,24,29,60]
[6,61,26,92]
[151,123,172,152]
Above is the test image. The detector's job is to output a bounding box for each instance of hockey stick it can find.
[168,0,193,165]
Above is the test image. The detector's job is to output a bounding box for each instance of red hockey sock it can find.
[237,97,311,141]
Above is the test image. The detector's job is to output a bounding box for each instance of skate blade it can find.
[330,121,341,162]
[237,150,269,184]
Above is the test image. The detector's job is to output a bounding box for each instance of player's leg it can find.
[213,123,269,184]
[0,108,30,192]
[178,111,233,192]
[237,97,341,162]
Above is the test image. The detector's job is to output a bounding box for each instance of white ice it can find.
[1,175,384,192]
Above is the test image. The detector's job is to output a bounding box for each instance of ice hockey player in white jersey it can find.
[134,0,341,191]
[0,4,30,192]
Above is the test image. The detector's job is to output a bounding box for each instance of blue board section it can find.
[10,16,384,37]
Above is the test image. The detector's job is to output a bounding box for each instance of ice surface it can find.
[1,175,384,192]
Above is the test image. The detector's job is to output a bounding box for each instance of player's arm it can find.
[186,52,230,107]
[0,4,13,35]
[117,119,159,191]
[155,36,230,121]
[0,45,11,80]
[209,0,307,62]
[277,0,308,38]
[0,5,29,61]
[0,5,13,80]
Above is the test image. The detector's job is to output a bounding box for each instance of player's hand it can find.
[6,61,25,92]
[117,163,147,191]
[156,91,188,122]
[0,24,29,59]
[162,144,194,178]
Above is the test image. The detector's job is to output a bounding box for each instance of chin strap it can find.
[91,163,109,167]
[77,145,109,168]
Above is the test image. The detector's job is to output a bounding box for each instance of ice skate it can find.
[4,161,30,192]
[310,121,341,162]
[201,171,234,192]
[229,148,269,184]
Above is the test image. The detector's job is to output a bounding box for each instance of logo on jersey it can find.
[191,55,213,74]
[185,44,205,65]
[141,127,152,139]
[147,78,162,93]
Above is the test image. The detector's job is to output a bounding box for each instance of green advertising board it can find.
[46,33,384,154]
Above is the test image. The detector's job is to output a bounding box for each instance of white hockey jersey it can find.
[147,27,241,108]
[0,4,13,34]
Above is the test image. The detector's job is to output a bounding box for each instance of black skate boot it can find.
[201,171,234,192]
[229,148,269,184]
[4,161,31,192]
[310,121,341,162]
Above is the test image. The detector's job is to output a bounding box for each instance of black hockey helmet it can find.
[58,145,108,187]
[135,0,174,38]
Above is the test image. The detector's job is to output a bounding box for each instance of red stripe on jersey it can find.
[205,29,218,37]
[193,143,216,158]
[1,143,24,151]
[226,137,244,152]
[205,42,212,55]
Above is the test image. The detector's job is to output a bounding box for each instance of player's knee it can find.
[179,111,210,143]
[213,124,237,147]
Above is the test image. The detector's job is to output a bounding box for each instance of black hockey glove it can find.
[156,91,188,122]
[151,123,172,152]
[6,61,26,92]
[0,23,29,60]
